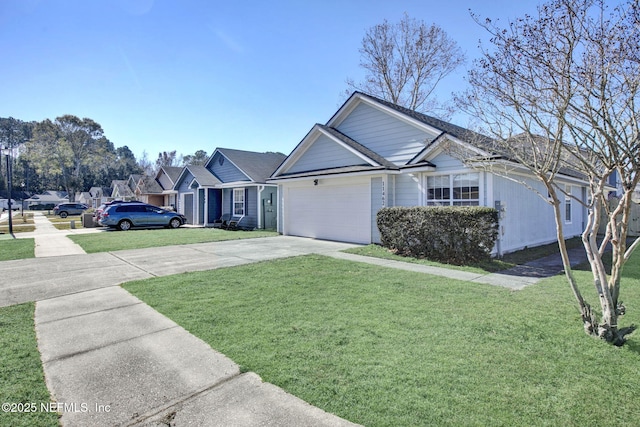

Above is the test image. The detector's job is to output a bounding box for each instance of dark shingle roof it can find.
[217,148,287,183]
[161,166,183,184]
[186,165,221,186]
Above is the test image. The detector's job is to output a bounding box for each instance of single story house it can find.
[173,148,286,229]
[25,191,69,209]
[269,91,589,255]
[110,180,136,201]
[155,166,183,210]
[174,164,221,225]
[128,174,165,207]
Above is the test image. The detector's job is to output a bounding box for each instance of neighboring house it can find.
[110,180,136,200]
[155,166,183,210]
[88,186,112,208]
[173,148,286,229]
[269,91,589,254]
[76,191,93,206]
[129,174,164,207]
[174,165,221,225]
[25,191,69,209]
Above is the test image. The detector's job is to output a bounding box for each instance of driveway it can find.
[0,236,359,308]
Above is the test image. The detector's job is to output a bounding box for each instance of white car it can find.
[0,199,20,211]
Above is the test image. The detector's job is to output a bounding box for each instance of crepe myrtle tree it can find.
[455,0,640,345]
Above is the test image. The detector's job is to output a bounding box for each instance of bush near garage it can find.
[377,206,499,265]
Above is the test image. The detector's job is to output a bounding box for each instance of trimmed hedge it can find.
[377,206,499,265]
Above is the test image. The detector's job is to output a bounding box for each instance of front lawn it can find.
[69,227,279,253]
[0,238,35,260]
[124,251,640,426]
[47,215,84,230]
[0,212,36,234]
[0,303,58,427]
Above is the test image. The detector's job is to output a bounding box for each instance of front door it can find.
[183,193,194,224]
[262,196,277,230]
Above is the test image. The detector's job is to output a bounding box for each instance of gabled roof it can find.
[210,148,287,183]
[317,125,399,170]
[111,181,135,198]
[174,165,221,189]
[139,175,163,194]
[353,92,493,148]
[157,166,183,185]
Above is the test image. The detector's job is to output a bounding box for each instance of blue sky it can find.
[1,0,539,161]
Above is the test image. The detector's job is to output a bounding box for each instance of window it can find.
[565,185,572,223]
[426,173,479,206]
[233,188,245,216]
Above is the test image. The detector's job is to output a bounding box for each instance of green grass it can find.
[345,237,584,274]
[68,228,279,253]
[0,213,36,234]
[0,303,59,427]
[124,251,640,427]
[0,238,35,260]
[345,244,513,273]
[47,215,84,230]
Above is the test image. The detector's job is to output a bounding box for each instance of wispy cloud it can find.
[213,28,245,55]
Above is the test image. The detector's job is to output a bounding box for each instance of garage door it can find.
[285,178,371,244]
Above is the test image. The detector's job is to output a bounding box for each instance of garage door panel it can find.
[285,179,370,244]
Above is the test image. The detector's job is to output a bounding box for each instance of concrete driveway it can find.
[0,236,359,308]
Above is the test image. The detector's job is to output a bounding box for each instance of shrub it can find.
[377,206,499,264]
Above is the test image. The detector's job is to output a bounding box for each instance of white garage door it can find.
[285,178,371,244]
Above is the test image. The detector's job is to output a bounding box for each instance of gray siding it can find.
[492,174,559,253]
[336,103,432,165]
[177,171,193,191]
[288,134,366,173]
[429,152,466,172]
[209,152,249,182]
[371,177,384,244]
[245,187,258,229]
[221,186,258,229]
[393,173,421,207]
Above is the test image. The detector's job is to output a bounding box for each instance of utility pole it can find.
[2,144,14,236]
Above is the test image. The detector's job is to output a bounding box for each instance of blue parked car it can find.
[98,202,186,231]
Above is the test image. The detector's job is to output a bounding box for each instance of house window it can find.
[233,188,245,216]
[426,173,479,206]
[565,185,572,223]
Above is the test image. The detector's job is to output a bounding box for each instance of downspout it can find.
[203,186,208,227]
[258,185,265,229]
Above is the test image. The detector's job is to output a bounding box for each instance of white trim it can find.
[272,124,383,177]
[257,185,264,229]
[328,93,443,135]
[565,184,572,224]
[233,188,245,216]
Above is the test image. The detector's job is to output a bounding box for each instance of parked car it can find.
[93,200,139,223]
[53,203,89,218]
[98,202,186,231]
[0,199,20,211]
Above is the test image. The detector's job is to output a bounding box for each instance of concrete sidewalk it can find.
[36,286,358,426]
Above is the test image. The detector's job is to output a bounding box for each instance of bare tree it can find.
[456,0,640,345]
[346,12,465,118]
[155,150,180,170]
